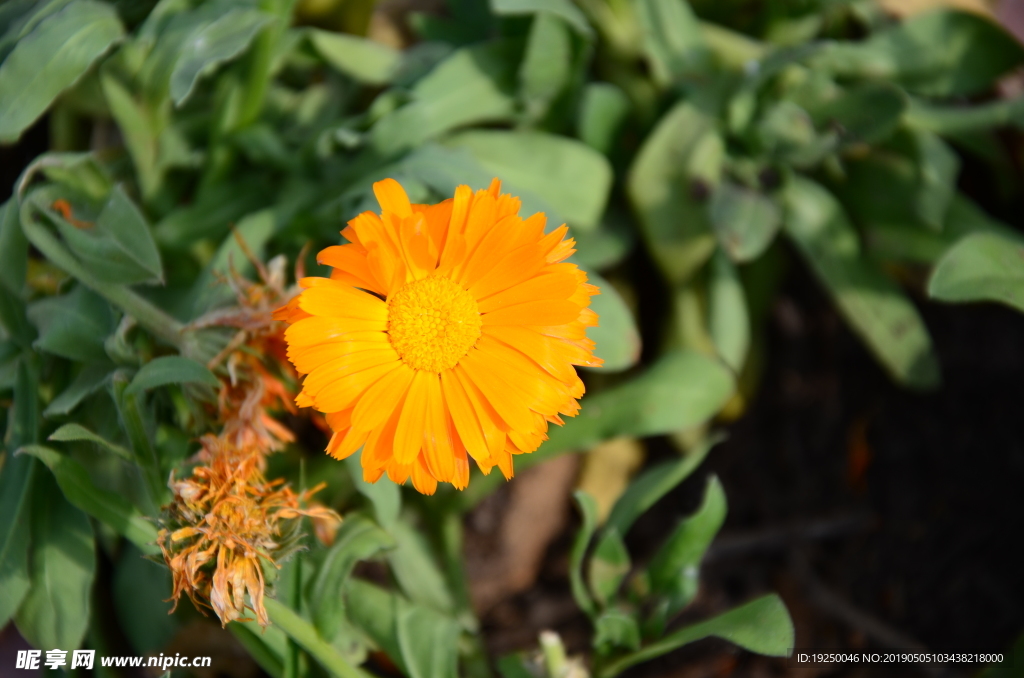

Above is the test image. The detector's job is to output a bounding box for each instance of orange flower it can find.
[278,178,601,494]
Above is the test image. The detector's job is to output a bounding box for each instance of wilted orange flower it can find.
[277,178,601,494]
[159,437,338,626]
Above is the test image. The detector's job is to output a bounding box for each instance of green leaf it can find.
[588,528,630,607]
[395,597,460,678]
[48,423,133,461]
[605,435,718,539]
[113,371,169,509]
[44,362,113,417]
[230,624,285,678]
[783,177,939,389]
[584,269,640,372]
[0,0,124,143]
[812,9,1024,98]
[386,519,455,615]
[518,12,572,124]
[124,355,220,396]
[804,82,906,147]
[14,470,96,652]
[540,352,734,460]
[311,515,395,642]
[635,0,708,86]
[113,544,177,654]
[627,102,721,284]
[444,130,613,231]
[344,455,401,530]
[911,130,959,230]
[309,29,401,85]
[343,580,408,675]
[710,182,781,263]
[0,199,28,296]
[27,285,113,362]
[490,0,593,37]
[370,40,519,156]
[594,608,641,652]
[99,72,166,200]
[708,251,749,373]
[18,445,159,551]
[0,443,36,627]
[600,594,794,676]
[928,232,1024,313]
[0,202,34,349]
[646,475,726,619]
[170,8,274,106]
[42,184,164,285]
[264,597,373,678]
[578,83,630,155]
[570,491,599,617]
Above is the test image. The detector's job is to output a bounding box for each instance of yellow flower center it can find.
[387,275,482,373]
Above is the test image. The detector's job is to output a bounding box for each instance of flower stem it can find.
[264,598,374,678]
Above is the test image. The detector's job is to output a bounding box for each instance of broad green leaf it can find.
[100,72,166,200]
[594,608,641,652]
[602,594,794,675]
[124,355,220,396]
[1,361,40,627]
[18,445,159,551]
[152,175,272,249]
[44,362,113,417]
[710,182,781,263]
[570,491,599,617]
[444,130,613,231]
[627,102,721,283]
[48,423,132,461]
[812,9,1024,98]
[0,203,35,349]
[386,519,455,615]
[28,285,113,362]
[708,251,749,372]
[230,624,285,678]
[0,0,124,143]
[635,0,708,86]
[588,528,630,606]
[0,199,27,296]
[113,371,174,509]
[584,269,640,372]
[518,12,572,124]
[344,579,409,675]
[578,83,630,155]
[804,82,906,147]
[170,8,274,105]
[311,515,395,642]
[345,455,400,530]
[395,597,460,678]
[783,177,939,389]
[309,29,401,85]
[113,544,177,654]
[540,352,734,460]
[911,130,959,230]
[46,184,164,285]
[490,0,593,37]
[370,40,519,155]
[573,211,634,270]
[646,475,726,618]
[929,232,1024,313]
[262,598,374,678]
[14,470,96,652]
[604,435,717,539]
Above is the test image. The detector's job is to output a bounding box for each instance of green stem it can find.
[264,598,375,678]
[20,215,185,350]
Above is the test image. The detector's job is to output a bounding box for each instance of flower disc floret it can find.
[387,274,482,373]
